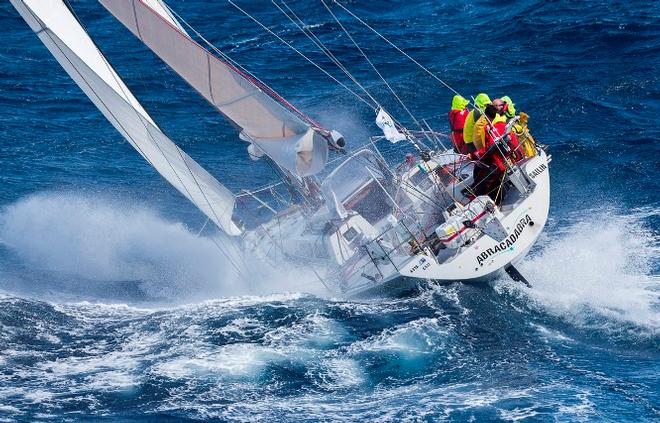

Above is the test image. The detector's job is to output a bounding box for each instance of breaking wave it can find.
[0,193,326,302]
[498,207,659,336]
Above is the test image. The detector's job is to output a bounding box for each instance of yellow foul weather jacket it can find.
[473,114,506,150]
[463,93,491,150]
[463,109,479,148]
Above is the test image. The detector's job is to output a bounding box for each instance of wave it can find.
[497,207,659,337]
[0,192,327,302]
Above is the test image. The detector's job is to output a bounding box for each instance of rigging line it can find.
[257,149,316,211]
[379,137,465,208]
[236,181,284,198]
[272,0,381,109]
[197,217,210,236]
[324,126,430,171]
[332,0,466,101]
[397,177,448,209]
[322,1,426,134]
[61,0,248,279]
[270,186,290,207]
[410,157,472,208]
[322,1,436,153]
[277,0,430,153]
[421,118,449,151]
[368,136,395,178]
[226,0,375,110]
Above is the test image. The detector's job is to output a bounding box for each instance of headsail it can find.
[141,0,189,34]
[100,0,332,177]
[10,0,242,236]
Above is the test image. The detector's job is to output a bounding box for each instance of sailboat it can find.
[10,0,551,297]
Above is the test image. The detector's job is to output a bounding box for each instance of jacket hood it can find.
[501,95,516,118]
[474,93,491,111]
[451,95,469,110]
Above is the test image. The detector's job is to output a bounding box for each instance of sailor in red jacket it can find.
[448,95,470,154]
[467,104,522,203]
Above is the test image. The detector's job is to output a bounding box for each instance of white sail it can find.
[10,0,242,236]
[100,0,330,177]
[141,0,189,34]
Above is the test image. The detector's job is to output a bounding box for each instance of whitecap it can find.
[152,343,284,380]
[347,317,449,357]
[498,208,659,336]
[310,358,364,390]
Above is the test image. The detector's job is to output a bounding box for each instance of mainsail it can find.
[100,0,331,177]
[10,0,242,236]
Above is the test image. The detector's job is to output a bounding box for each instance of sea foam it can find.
[0,192,329,301]
[502,208,659,335]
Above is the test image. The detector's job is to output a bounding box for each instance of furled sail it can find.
[99,0,331,177]
[10,0,242,236]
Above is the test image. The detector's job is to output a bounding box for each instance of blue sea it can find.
[0,1,658,421]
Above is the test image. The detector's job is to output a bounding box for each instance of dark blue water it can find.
[1,1,658,421]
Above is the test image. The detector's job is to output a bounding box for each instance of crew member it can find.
[501,95,516,120]
[462,93,490,153]
[447,95,470,154]
[473,97,507,150]
[468,104,522,204]
[501,95,537,157]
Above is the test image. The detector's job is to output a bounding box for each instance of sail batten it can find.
[100,0,330,176]
[10,0,242,236]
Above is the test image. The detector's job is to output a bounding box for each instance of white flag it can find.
[376,108,406,143]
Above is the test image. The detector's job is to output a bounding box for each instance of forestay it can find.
[10,0,242,236]
[100,0,330,176]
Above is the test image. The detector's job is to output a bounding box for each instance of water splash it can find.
[0,193,326,301]
[501,208,659,335]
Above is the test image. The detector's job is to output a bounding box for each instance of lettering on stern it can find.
[477,215,532,266]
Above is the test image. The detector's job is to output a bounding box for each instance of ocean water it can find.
[0,0,658,421]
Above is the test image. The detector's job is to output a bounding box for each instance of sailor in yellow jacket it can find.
[473,98,507,150]
[462,93,490,153]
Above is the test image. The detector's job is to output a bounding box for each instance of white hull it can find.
[342,150,551,297]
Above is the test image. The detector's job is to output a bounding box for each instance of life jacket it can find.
[475,121,521,172]
[448,108,469,153]
[463,109,480,147]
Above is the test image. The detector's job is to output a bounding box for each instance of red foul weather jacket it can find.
[448,108,469,154]
[472,121,521,172]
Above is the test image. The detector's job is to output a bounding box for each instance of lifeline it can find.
[477,214,532,266]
